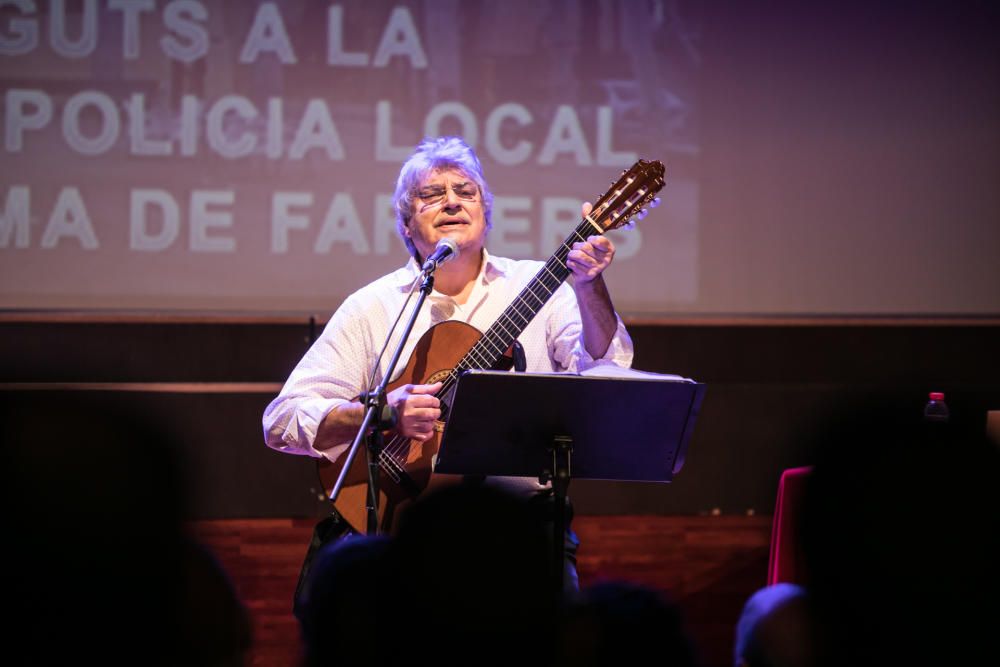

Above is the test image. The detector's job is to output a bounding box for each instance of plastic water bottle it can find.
[923,392,949,423]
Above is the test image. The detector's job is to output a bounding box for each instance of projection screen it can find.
[1,1,997,317]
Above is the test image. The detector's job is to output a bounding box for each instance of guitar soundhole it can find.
[427,369,452,384]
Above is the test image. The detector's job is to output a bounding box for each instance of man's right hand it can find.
[387,382,442,441]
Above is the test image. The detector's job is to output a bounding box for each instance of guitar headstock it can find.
[588,159,666,233]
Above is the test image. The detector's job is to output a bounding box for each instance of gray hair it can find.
[393,136,493,259]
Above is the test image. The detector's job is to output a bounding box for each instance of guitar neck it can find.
[454,217,600,373]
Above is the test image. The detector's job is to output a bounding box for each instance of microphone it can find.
[421,237,459,273]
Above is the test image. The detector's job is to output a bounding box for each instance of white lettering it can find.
[0,185,31,248]
[130,189,179,251]
[484,103,533,166]
[266,98,282,159]
[314,193,368,254]
[540,197,581,251]
[326,5,367,66]
[374,100,410,162]
[490,196,532,257]
[240,2,296,64]
[108,0,154,60]
[161,0,208,63]
[206,95,257,159]
[289,99,344,160]
[128,93,171,156]
[373,7,426,68]
[538,106,592,166]
[179,94,199,155]
[41,187,98,249]
[62,91,119,155]
[0,0,38,55]
[49,0,97,58]
[189,190,235,252]
[373,193,397,255]
[271,191,312,253]
[5,89,52,152]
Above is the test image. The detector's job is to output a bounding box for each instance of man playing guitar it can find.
[263,136,635,585]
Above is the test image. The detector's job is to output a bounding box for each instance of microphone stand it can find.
[326,266,438,535]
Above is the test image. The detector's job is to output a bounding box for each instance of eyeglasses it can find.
[414,181,480,209]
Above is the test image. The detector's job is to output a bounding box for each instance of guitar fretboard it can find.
[452,217,598,374]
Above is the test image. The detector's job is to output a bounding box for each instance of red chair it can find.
[767,466,812,586]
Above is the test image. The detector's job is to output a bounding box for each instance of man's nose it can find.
[442,188,462,209]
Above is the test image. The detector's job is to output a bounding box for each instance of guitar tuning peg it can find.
[622,219,637,230]
[649,197,662,208]
[636,208,649,220]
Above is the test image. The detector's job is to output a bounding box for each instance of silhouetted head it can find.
[385,482,554,664]
[559,580,698,667]
[1,392,248,665]
[734,583,812,667]
[298,534,391,667]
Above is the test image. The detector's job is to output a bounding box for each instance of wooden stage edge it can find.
[189,514,773,667]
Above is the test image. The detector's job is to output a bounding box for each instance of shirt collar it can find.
[393,249,507,290]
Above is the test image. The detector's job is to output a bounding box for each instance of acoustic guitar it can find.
[318,159,666,533]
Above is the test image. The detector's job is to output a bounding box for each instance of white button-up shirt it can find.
[263,251,633,463]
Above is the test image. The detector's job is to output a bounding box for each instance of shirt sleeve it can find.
[262,296,374,461]
[543,282,634,373]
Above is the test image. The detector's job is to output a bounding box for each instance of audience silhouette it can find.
[298,482,555,665]
[733,582,811,667]
[12,391,992,666]
[2,392,251,666]
[795,402,1000,667]
[296,533,391,666]
[558,579,698,667]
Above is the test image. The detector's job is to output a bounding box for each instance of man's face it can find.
[405,168,487,261]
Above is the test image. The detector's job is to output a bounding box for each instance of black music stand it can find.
[435,369,706,594]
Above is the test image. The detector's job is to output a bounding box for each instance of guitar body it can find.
[317,320,513,534]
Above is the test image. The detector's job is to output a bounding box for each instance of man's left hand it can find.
[566,202,615,285]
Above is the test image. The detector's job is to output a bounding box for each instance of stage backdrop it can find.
[1,1,998,316]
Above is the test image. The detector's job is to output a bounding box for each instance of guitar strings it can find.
[378,225,588,471]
